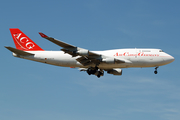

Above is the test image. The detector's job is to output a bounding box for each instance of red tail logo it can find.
[10,28,44,51]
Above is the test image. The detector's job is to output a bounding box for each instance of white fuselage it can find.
[14,48,174,69]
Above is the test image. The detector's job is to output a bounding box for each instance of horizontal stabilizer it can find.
[5,46,34,56]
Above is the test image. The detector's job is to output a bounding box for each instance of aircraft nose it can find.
[165,55,175,63]
[170,56,175,62]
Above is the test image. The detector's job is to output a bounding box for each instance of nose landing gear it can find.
[154,67,158,74]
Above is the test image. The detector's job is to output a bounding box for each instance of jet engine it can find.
[77,49,89,56]
[107,68,122,75]
[102,58,115,64]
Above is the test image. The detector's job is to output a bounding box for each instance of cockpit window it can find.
[159,50,164,52]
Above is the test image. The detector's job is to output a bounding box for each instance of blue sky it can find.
[1,0,180,120]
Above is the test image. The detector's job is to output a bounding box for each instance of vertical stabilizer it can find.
[9,28,44,51]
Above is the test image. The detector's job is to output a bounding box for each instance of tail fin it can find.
[10,28,44,51]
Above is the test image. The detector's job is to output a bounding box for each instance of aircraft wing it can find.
[39,32,76,48]
[39,32,99,57]
[39,32,125,66]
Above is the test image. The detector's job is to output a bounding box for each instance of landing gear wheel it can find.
[87,67,97,75]
[87,69,91,75]
[97,71,104,78]
[97,72,102,78]
[97,74,101,78]
[154,67,158,74]
[87,66,104,78]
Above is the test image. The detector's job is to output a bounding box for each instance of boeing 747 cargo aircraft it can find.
[5,28,174,78]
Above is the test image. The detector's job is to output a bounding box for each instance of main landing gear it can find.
[87,66,104,78]
[154,67,158,74]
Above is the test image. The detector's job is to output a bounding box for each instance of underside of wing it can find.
[76,56,101,66]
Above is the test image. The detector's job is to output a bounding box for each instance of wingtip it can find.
[39,32,48,38]
[4,46,9,49]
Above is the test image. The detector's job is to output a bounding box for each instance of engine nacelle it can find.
[107,69,122,75]
[77,49,89,56]
[102,58,115,64]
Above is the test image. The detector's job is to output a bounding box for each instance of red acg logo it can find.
[13,33,35,50]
